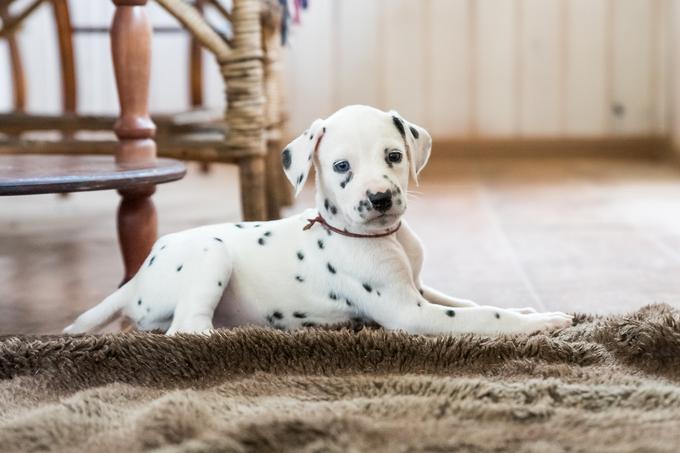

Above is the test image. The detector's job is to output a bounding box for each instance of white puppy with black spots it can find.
[65,105,573,336]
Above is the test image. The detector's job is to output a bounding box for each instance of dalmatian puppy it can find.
[64,105,573,336]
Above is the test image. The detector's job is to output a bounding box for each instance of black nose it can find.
[368,190,393,212]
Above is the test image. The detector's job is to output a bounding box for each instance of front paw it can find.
[523,311,573,333]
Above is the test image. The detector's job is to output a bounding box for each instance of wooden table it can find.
[0,155,186,195]
[0,154,187,285]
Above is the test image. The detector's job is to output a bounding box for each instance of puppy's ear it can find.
[389,111,432,185]
[281,119,325,196]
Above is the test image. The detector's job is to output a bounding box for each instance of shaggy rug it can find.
[1,304,680,452]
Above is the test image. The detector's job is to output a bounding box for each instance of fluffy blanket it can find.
[1,304,680,452]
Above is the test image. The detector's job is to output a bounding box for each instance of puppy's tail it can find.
[63,281,133,334]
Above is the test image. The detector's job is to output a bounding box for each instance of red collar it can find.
[303,214,401,238]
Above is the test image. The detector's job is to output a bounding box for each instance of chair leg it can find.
[265,138,283,219]
[238,155,267,221]
[278,154,294,207]
[117,186,157,285]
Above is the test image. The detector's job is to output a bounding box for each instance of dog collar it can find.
[303,214,401,238]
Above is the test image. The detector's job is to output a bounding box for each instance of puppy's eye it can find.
[387,151,403,163]
[333,160,351,173]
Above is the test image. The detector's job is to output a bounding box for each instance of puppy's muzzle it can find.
[368,190,393,213]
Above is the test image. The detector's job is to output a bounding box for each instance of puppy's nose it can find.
[368,190,393,212]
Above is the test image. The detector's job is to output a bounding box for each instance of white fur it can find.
[65,105,572,336]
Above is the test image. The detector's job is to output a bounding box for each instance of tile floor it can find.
[2,156,680,334]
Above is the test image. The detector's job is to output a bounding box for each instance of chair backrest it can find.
[1,0,205,116]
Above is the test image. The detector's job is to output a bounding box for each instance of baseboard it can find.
[431,136,672,160]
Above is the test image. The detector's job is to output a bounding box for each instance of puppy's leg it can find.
[420,285,478,308]
[166,246,233,335]
[366,289,572,336]
[421,286,537,314]
[398,224,537,314]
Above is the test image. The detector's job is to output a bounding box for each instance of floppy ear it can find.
[389,111,432,185]
[281,119,325,196]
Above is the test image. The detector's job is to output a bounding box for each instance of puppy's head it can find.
[282,105,431,232]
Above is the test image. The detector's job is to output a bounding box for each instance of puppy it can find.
[65,105,572,335]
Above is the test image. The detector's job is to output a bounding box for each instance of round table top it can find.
[0,155,187,196]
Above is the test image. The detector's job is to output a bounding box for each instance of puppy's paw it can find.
[165,325,215,336]
[525,311,573,333]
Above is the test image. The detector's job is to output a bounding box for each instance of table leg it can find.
[111,0,158,285]
[117,186,157,285]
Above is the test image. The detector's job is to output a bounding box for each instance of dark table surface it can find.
[0,154,187,196]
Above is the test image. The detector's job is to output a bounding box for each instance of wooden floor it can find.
[2,156,680,334]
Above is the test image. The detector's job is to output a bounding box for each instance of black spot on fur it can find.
[327,263,336,274]
[176,264,183,272]
[409,126,419,138]
[218,281,223,287]
[323,127,326,133]
[137,299,142,306]
[295,275,304,282]
[214,237,224,242]
[329,292,338,300]
[297,174,304,185]
[308,153,312,161]
[324,199,330,211]
[258,238,265,246]
[419,289,424,296]
[392,115,405,138]
[235,224,244,229]
[309,134,314,140]
[495,312,501,319]
[297,251,304,260]
[376,291,381,296]
[160,245,166,250]
[254,224,262,228]
[330,206,337,215]
[281,148,291,169]
[363,283,372,293]
[318,239,324,249]
[264,231,272,237]
[148,256,155,266]
[417,302,422,307]
[345,299,353,307]
[340,172,354,189]
[293,312,307,319]
[273,311,284,320]
[446,309,455,317]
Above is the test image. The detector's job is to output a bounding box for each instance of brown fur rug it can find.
[1,304,680,452]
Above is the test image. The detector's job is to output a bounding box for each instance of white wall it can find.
[283,0,671,138]
[0,0,225,115]
[0,0,673,140]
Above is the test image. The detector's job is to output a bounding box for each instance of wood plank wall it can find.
[0,0,673,144]
[283,0,671,139]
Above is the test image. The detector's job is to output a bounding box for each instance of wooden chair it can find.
[0,0,292,221]
[0,0,188,285]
